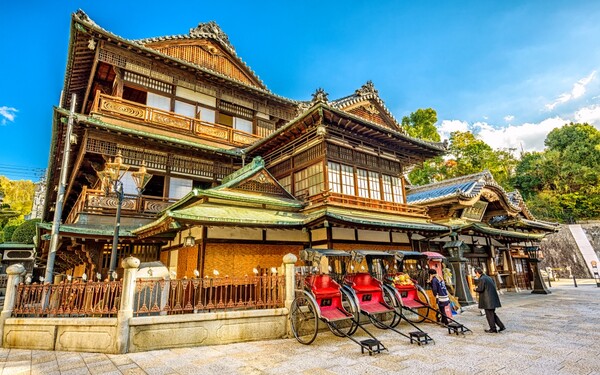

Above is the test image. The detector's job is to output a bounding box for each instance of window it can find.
[328,162,341,193]
[294,163,324,197]
[217,113,234,127]
[341,164,355,195]
[147,92,171,111]
[369,171,381,200]
[328,162,355,196]
[169,177,193,199]
[234,117,253,133]
[278,175,292,193]
[120,172,140,195]
[382,174,404,203]
[198,107,216,123]
[174,100,195,118]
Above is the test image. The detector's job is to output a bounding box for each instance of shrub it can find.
[2,225,18,242]
[11,219,41,244]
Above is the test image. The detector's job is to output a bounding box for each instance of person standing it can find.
[429,268,450,325]
[474,267,506,333]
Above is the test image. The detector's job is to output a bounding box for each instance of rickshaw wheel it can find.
[328,288,359,337]
[290,295,318,345]
[402,285,430,323]
[384,285,403,328]
[368,287,398,329]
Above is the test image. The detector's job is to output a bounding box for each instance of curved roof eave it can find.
[69,10,298,107]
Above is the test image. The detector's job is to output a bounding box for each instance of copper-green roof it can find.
[451,222,546,240]
[38,222,134,237]
[306,207,450,232]
[171,204,305,226]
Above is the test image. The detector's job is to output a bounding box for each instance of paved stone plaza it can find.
[1,279,599,375]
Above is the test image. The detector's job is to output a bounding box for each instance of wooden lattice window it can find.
[219,100,253,119]
[294,163,324,198]
[269,159,292,178]
[123,71,173,94]
[293,144,324,168]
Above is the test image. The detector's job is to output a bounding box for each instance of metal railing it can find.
[134,275,285,316]
[12,281,123,317]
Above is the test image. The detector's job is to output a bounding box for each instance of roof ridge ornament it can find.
[190,21,235,52]
[311,88,329,104]
[355,80,378,97]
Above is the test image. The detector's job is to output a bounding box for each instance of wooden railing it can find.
[90,92,262,147]
[309,191,429,217]
[66,186,175,224]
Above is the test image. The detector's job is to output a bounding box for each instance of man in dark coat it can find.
[475,267,506,333]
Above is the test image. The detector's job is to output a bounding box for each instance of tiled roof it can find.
[329,81,404,131]
[407,171,492,204]
[38,222,134,237]
[305,207,450,232]
[71,10,296,105]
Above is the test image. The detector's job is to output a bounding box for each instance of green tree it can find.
[512,123,600,221]
[401,108,441,142]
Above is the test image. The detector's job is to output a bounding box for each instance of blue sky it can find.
[2,1,600,181]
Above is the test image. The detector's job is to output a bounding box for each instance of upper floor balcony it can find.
[65,186,177,226]
[90,92,262,147]
[307,191,429,218]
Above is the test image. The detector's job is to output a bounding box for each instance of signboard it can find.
[461,201,488,222]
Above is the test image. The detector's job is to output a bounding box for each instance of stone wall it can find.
[540,223,600,278]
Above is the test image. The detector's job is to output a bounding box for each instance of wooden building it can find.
[407,171,558,302]
[38,11,451,281]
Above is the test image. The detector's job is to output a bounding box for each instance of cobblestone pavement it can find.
[1,279,599,375]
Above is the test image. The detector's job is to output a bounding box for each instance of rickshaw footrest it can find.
[447,322,469,335]
[360,339,384,355]
[409,331,433,345]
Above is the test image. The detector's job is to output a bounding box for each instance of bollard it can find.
[547,274,552,288]
[572,274,578,287]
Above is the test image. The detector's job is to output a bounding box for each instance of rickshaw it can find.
[289,249,387,354]
[357,249,471,335]
[290,249,434,349]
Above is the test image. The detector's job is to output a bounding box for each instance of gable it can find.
[341,100,400,131]
[144,40,264,88]
[228,169,291,198]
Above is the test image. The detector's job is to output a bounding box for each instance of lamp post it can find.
[97,153,151,280]
[525,246,551,294]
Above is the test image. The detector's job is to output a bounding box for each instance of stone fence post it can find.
[0,264,25,344]
[283,253,297,338]
[283,253,297,311]
[115,256,140,354]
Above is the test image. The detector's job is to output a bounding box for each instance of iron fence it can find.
[134,275,285,316]
[12,281,122,317]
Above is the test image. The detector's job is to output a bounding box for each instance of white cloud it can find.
[0,106,18,125]
[438,119,469,140]
[438,117,567,154]
[574,104,600,125]
[476,117,566,153]
[545,71,597,110]
[504,115,514,122]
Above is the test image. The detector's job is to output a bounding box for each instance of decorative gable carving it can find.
[346,101,395,130]
[231,171,290,198]
[147,41,261,87]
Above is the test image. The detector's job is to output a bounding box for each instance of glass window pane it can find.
[327,162,341,193]
[147,92,171,111]
[341,164,355,196]
[234,117,253,133]
[169,177,193,199]
[198,107,215,123]
[174,100,195,118]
